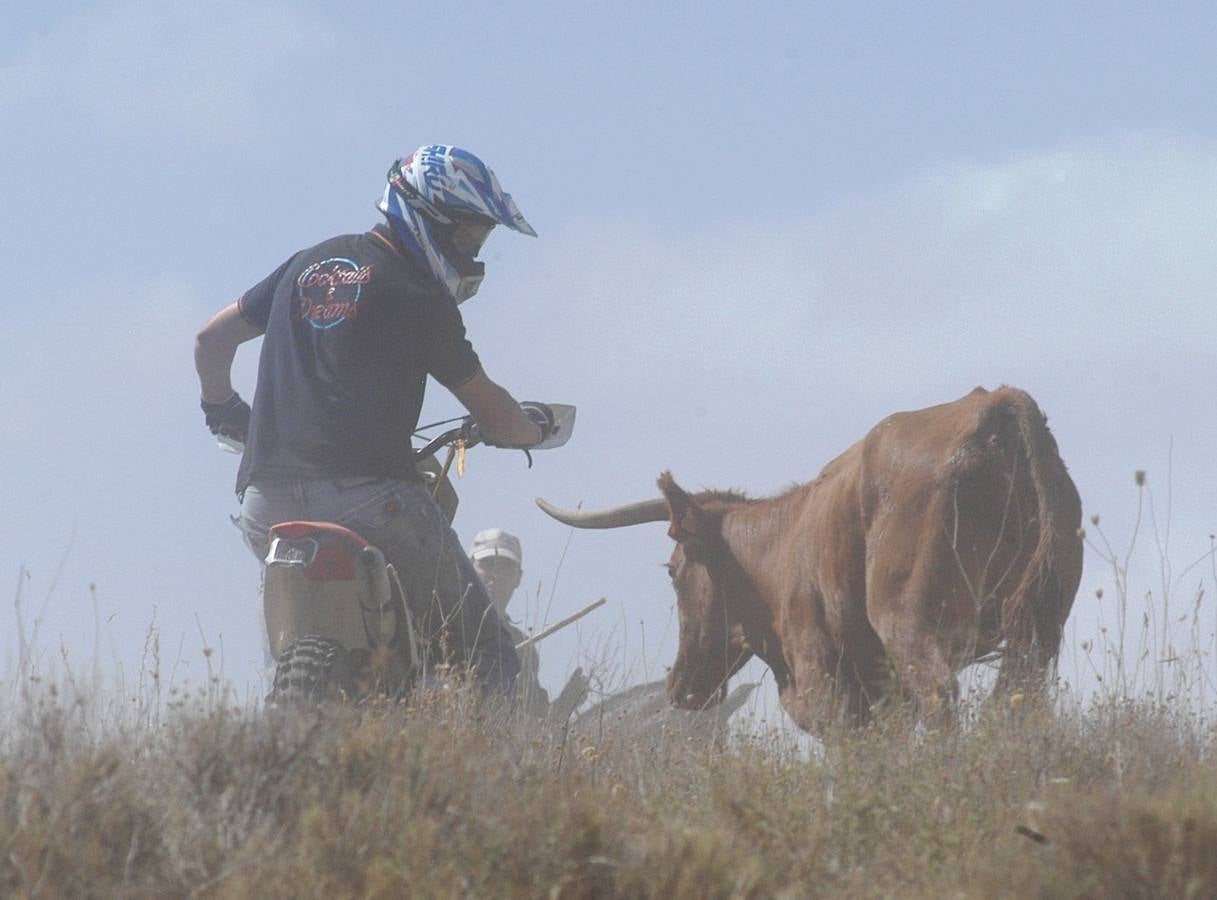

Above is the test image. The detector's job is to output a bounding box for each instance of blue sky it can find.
[2,2,1215,706]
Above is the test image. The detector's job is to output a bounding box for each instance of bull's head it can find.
[536,471,754,711]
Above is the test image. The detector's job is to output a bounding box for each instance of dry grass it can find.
[3,471,1216,898]
[2,682,1216,898]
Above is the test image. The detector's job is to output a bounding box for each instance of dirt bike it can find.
[243,405,576,705]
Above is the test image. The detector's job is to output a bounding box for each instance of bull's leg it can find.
[866,531,977,728]
[892,644,960,728]
[778,684,826,734]
[777,668,830,733]
[777,667,870,732]
[993,597,1064,698]
[869,597,964,729]
[994,637,1042,696]
[775,649,879,731]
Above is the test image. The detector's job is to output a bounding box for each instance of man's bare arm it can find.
[195,303,263,403]
[450,368,543,447]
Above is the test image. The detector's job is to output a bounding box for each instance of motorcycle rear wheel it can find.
[269,636,356,705]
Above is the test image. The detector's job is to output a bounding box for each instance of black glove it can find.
[201,392,251,446]
[473,403,554,450]
[519,402,555,443]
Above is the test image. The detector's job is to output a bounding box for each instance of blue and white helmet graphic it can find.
[377,145,536,303]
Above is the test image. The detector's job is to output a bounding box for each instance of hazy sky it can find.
[2,2,1215,706]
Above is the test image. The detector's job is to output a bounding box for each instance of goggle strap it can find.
[387,164,454,226]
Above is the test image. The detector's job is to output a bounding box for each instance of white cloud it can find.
[468,131,1214,558]
[513,133,1217,394]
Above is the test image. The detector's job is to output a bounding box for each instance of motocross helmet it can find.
[377,145,536,303]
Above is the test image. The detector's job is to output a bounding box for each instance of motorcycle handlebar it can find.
[414,422,482,463]
[412,402,573,463]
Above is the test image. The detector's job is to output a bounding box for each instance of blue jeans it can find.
[238,477,520,696]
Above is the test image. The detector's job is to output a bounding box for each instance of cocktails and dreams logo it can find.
[293,257,372,329]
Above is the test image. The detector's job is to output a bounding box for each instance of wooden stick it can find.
[515,598,607,650]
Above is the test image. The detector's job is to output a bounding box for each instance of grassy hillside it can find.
[4,476,1214,897]
[2,679,1216,898]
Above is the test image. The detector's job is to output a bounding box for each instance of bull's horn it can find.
[535,497,669,529]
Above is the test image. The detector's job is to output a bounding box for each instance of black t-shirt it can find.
[234,225,480,494]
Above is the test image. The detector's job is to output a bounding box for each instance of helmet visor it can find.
[451,219,495,257]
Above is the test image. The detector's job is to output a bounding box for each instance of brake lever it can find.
[461,420,482,447]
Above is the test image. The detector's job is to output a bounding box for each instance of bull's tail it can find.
[992,389,1080,685]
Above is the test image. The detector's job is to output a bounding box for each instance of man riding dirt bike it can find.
[194,144,557,702]
[253,414,574,704]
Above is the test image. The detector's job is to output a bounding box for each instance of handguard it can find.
[470,403,576,451]
[526,403,576,450]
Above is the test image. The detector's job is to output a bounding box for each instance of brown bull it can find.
[537,386,1083,732]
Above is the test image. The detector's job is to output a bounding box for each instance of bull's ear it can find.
[658,471,714,552]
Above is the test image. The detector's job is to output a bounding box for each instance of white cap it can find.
[470,528,522,566]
